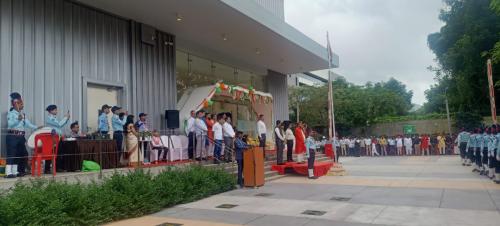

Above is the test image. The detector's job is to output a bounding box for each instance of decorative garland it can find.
[201,82,273,108]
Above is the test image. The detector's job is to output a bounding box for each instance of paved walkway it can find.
[107,156,500,226]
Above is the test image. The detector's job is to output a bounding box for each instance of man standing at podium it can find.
[234,131,248,188]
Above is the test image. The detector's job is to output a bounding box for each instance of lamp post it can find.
[445,88,452,136]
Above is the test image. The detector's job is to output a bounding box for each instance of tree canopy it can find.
[289,77,413,134]
[423,0,500,115]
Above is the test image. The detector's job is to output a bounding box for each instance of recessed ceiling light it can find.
[222,34,227,41]
[176,13,183,21]
[255,48,261,55]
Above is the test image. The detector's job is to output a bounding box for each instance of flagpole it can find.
[327,31,337,163]
[326,32,333,141]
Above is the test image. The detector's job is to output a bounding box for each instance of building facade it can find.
[0,0,338,155]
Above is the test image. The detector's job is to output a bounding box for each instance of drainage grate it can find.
[330,196,351,202]
[254,193,274,197]
[216,204,239,209]
[301,210,327,216]
[156,223,183,226]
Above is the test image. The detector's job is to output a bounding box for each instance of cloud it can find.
[285,0,444,104]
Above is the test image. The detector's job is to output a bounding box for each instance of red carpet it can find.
[271,161,333,177]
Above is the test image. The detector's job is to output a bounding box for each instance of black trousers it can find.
[459,142,467,159]
[488,156,496,169]
[6,134,28,173]
[286,140,294,162]
[308,148,316,169]
[276,140,284,164]
[259,134,266,159]
[45,142,62,173]
[188,132,194,159]
[237,159,244,186]
[496,158,500,173]
[467,147,475,163]
[475,148,482,167]
[224,137,233,162]
[482,149,488,167]
[113,131,124,159]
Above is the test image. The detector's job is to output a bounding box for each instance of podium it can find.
[243,147,265,187]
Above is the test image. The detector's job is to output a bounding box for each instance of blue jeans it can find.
[214,140,223,161]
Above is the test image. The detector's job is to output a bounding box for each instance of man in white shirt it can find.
[388,137,396,155]
[284,121,295,162]
[348,138,356,156]
[194,110,208,160]
[257,114,267,159]
[185,110,196,159]
[396,136,404,156]
[364,138,372,156]
[223,115,236,163]
[212,114,224,164]
[404,135,413,155]
[274,120,286,165]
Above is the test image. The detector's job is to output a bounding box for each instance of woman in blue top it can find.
[44,104,70,174]
[45,105,70,135]
[305,128,318,180]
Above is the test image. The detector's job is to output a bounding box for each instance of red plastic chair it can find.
[31,133,61,177]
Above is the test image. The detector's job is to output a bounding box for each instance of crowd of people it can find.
[4,90,323,185]
[3,92,156,178]
[335,134,455,157]
[456,125,500,184]
[184,110,323,183]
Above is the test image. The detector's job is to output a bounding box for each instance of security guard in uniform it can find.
[111,106,127,159]
[473,128,484,172]
[492,126,499,179]
[44,104,70,173]
[464,129,474,166]
[5,92,40,178]
[483,127,495,175]
[457,128,470,166]
[98,104,111,135]
[494,125,500,183]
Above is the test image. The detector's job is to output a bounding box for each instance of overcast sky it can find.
[284,0,445,105]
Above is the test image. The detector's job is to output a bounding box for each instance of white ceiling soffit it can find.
[77,0,340,75]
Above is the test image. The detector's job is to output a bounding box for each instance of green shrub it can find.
[0,166,235,226]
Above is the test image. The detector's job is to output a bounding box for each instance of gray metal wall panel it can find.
[266,70,289,122]
[252,0,284,20]
[0,0,132,156]
[130,22,176,131]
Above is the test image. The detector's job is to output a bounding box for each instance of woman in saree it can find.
[125,122,143,167]
[294,121,306,163]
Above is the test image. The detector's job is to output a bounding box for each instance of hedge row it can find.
[0,166,235,226]
[373,113,451,123]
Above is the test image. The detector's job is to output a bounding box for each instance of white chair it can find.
[171,136,184,161]
[161,136,179,161]
[179,135,189,160]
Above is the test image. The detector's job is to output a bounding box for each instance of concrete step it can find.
[265,174,287,182]
[202,154,334,184]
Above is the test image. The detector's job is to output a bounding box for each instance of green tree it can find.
[491,0,500,63]
[289,77,413,134]
[425,0,500,114]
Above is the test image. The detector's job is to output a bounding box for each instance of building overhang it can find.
[77,0,339,75]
